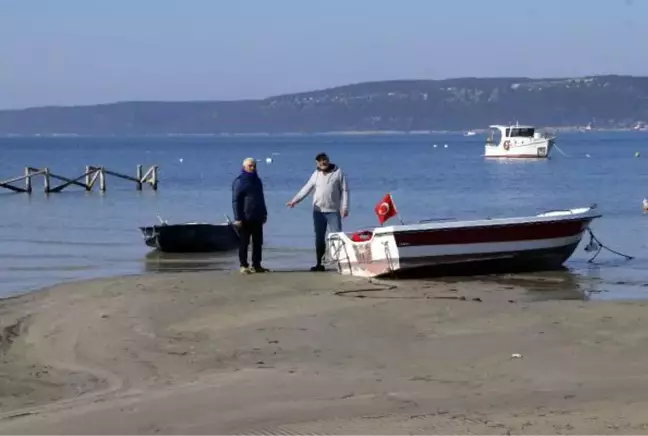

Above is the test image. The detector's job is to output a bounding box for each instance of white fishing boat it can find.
[464,130,477,136]
[484,123,555,158]
[325,205,601,279]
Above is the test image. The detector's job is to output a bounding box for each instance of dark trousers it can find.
[313,210,342,266]
[238,220,264,268]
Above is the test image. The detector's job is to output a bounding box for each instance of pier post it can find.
[24,167,32,194]
[43,168,51,193]
[85,166,92,190]
[99,167,106,192]
[2,164,159,194]
[151,165,158,190]
[136,165,143,191]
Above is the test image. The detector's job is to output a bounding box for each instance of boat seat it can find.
[350,230,373,242]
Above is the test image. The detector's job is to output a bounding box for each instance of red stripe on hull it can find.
[485,155,549,158]
[394,219,588,247]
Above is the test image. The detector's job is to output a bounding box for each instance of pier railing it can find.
[0,165,158,194]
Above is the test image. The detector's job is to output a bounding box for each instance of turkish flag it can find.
[375,193,398,225]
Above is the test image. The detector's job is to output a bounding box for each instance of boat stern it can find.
[139,226,160,248]
[325,229,400,278]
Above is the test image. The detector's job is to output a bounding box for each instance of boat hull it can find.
[326,206,600,279]
[362,241,580,279]
[139,223,239,253]
[484,137,555,158]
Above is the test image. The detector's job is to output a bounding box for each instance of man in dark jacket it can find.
[232,157,269,273]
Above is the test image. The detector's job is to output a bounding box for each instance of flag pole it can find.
[389,193,405,225]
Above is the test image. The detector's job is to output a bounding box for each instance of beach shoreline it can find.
[2,270,648,434]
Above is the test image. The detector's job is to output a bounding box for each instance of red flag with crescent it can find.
[374,193,398,225]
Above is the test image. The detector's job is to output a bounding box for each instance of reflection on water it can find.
[435,263,648,302]
[142,245,316,273]
[576,261,648,301]
[488,268,588,301]
[437,268,588,301]
[144,250,238,273]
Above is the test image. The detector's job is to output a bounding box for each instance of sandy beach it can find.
[2,270,648,434]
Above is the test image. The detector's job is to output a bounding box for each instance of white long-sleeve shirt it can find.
[291,165,349,213]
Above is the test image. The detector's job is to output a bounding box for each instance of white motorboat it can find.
[325,205,601,279]
[484,123,555,158]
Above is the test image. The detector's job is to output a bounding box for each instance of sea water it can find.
[1,132,647,300]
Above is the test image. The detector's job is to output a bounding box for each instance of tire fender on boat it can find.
[503,140,511,150]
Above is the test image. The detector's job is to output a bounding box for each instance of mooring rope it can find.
[584,228,634,263]
[553,143,571,157]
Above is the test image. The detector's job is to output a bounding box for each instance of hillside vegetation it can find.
[1,75,647,134]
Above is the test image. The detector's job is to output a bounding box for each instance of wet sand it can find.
[2,270,648,434]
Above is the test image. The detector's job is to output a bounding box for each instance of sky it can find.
[1,0,647,109]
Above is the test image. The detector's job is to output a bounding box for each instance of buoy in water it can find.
[444,144,448,148]
[433,144,437,148]
[636,152,641,158]
[179,158,184,163]
[265,157,273,164]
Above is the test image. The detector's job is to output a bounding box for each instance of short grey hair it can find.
[242,157,256,166]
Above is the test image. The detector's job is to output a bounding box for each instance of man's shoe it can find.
[250,266,269,273]
[310,264,326,272]
[240,266,251,274]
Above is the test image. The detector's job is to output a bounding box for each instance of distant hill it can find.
[1,75,648,135]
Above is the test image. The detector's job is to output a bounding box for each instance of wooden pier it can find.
[0,165,158,194]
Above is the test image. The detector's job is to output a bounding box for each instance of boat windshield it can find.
[509,127,535,138]
[487,128,501,144]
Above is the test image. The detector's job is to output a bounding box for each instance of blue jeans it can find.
[313,210,342,265]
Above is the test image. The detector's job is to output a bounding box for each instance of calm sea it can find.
[1,132,648,300]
